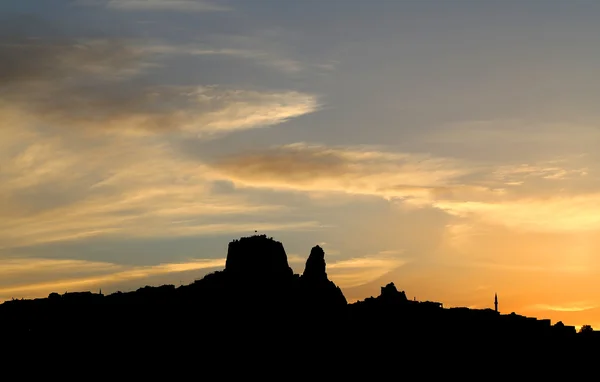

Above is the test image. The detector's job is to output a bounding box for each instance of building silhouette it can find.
[494,293,498,313]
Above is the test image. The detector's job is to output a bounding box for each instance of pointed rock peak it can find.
[379,282,408,302]
[302,245,327,281]
[381,282,398,295]
[310,245,325,258]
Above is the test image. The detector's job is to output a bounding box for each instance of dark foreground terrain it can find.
[1,235,597,376]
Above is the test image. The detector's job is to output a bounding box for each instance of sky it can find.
[2,0,600,329]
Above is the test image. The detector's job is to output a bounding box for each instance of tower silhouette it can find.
[494,293,498,313]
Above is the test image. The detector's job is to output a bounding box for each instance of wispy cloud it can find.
[208,142,489,201]
[79,0,232,12]
[148,28,339,75]
[327,251,408,288]
[458,260,589,274]
[207,141,600,234]
[0,251,407,300]
[0,258,120,279]
[527,303,597,312]
[142,44,304,74]
[424,119,600,149]
[0,38,152,85]
[0,257,226,301]
[0,30,322,250]
[491,162,587,183]
[0,38,319,137]
[0,123,323,249]
[210,142,585,202]
[434,194,600,233]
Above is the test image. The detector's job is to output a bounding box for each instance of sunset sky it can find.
[2,0,600,329]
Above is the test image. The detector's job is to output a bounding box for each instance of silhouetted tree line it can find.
[1,235,598,373]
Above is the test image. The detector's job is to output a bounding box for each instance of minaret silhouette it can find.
[494,293,498,313]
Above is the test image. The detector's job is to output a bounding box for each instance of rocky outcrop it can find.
[183,235,347,314]
[225,234,293,280]
[378,282,408,304]
[302,245,327,281]
[299,245,347,308]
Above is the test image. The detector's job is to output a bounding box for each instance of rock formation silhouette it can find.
[201,234,297,312]
[298,245,347,310]
[302,245,328,281]
[225,234,293,280]
[0,234,598,375]
[378,282,408,304]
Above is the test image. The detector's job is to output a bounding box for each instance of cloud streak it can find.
[78,0,231,12]
[208,142,600,233]
[0,250,409,300]
[491,162,588,183]
[0,38,318,137]
[0,257,226,301]
[327,251,408,288]
[527,303,597,312]
[0,123,324,249]
[209,142,491,202]
[143,44,304,74]
[0,28,322,250]
[434,194,600,233]
[109,0,230,12]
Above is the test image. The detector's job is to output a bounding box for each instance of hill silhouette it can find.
[1,234,597,374]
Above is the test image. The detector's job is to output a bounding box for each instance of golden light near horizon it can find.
[2,0,600,330]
